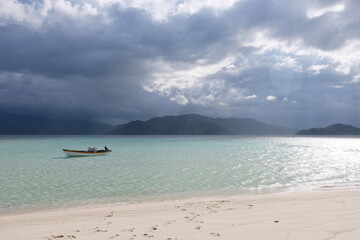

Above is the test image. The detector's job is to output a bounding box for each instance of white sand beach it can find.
[0,190,359,240]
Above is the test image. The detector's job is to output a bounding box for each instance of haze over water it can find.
[0,136,359,213]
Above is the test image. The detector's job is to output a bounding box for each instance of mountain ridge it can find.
[106,114,296,135]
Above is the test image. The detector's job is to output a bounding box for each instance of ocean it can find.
[0,135,359,213]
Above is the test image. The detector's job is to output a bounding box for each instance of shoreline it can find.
[2,183,357,216]
[1,183,359,215]
[1,189,359,240]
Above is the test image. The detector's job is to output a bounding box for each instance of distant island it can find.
[2,110,360,136]
[106,114,295,135]
[296,123,360,135]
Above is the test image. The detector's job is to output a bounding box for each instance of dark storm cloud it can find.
[0,11,150,78]
[0,0,359,127]
[0,4,233,78]
[0,2,240,123]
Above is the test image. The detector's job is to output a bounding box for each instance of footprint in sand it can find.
[211,233,221,237]
[184,212,200,222]
[164,220,176,225]
[143,233,154,238]
[109,234,120,239]
[122,228,135,232]
[47,235,77,239]
[188,216,199,222]
[53,235,64,238]
[105,211,114,217]
[195,226,201,230]
[141,225,158,238]
[48,235,64,239]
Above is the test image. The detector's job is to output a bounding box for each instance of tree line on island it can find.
[0,111,359,135]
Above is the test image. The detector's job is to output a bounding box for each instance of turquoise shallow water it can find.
[0,136,359,213]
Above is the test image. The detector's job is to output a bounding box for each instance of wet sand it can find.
[0,190,359,240]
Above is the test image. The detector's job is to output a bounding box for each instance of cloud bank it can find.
[0,0,359,128]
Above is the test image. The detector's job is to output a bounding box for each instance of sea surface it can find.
[0,135,359,213]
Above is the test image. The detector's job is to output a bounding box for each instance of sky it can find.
[0,0,359,128]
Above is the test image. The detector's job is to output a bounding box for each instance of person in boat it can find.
[88,147,97,152]
[105,146,109,152]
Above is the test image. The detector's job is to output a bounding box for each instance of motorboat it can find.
[63,147,111,157]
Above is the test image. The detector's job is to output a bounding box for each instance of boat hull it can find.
[63,149,110,157]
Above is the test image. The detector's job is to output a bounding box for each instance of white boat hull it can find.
[63,149,110,157]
